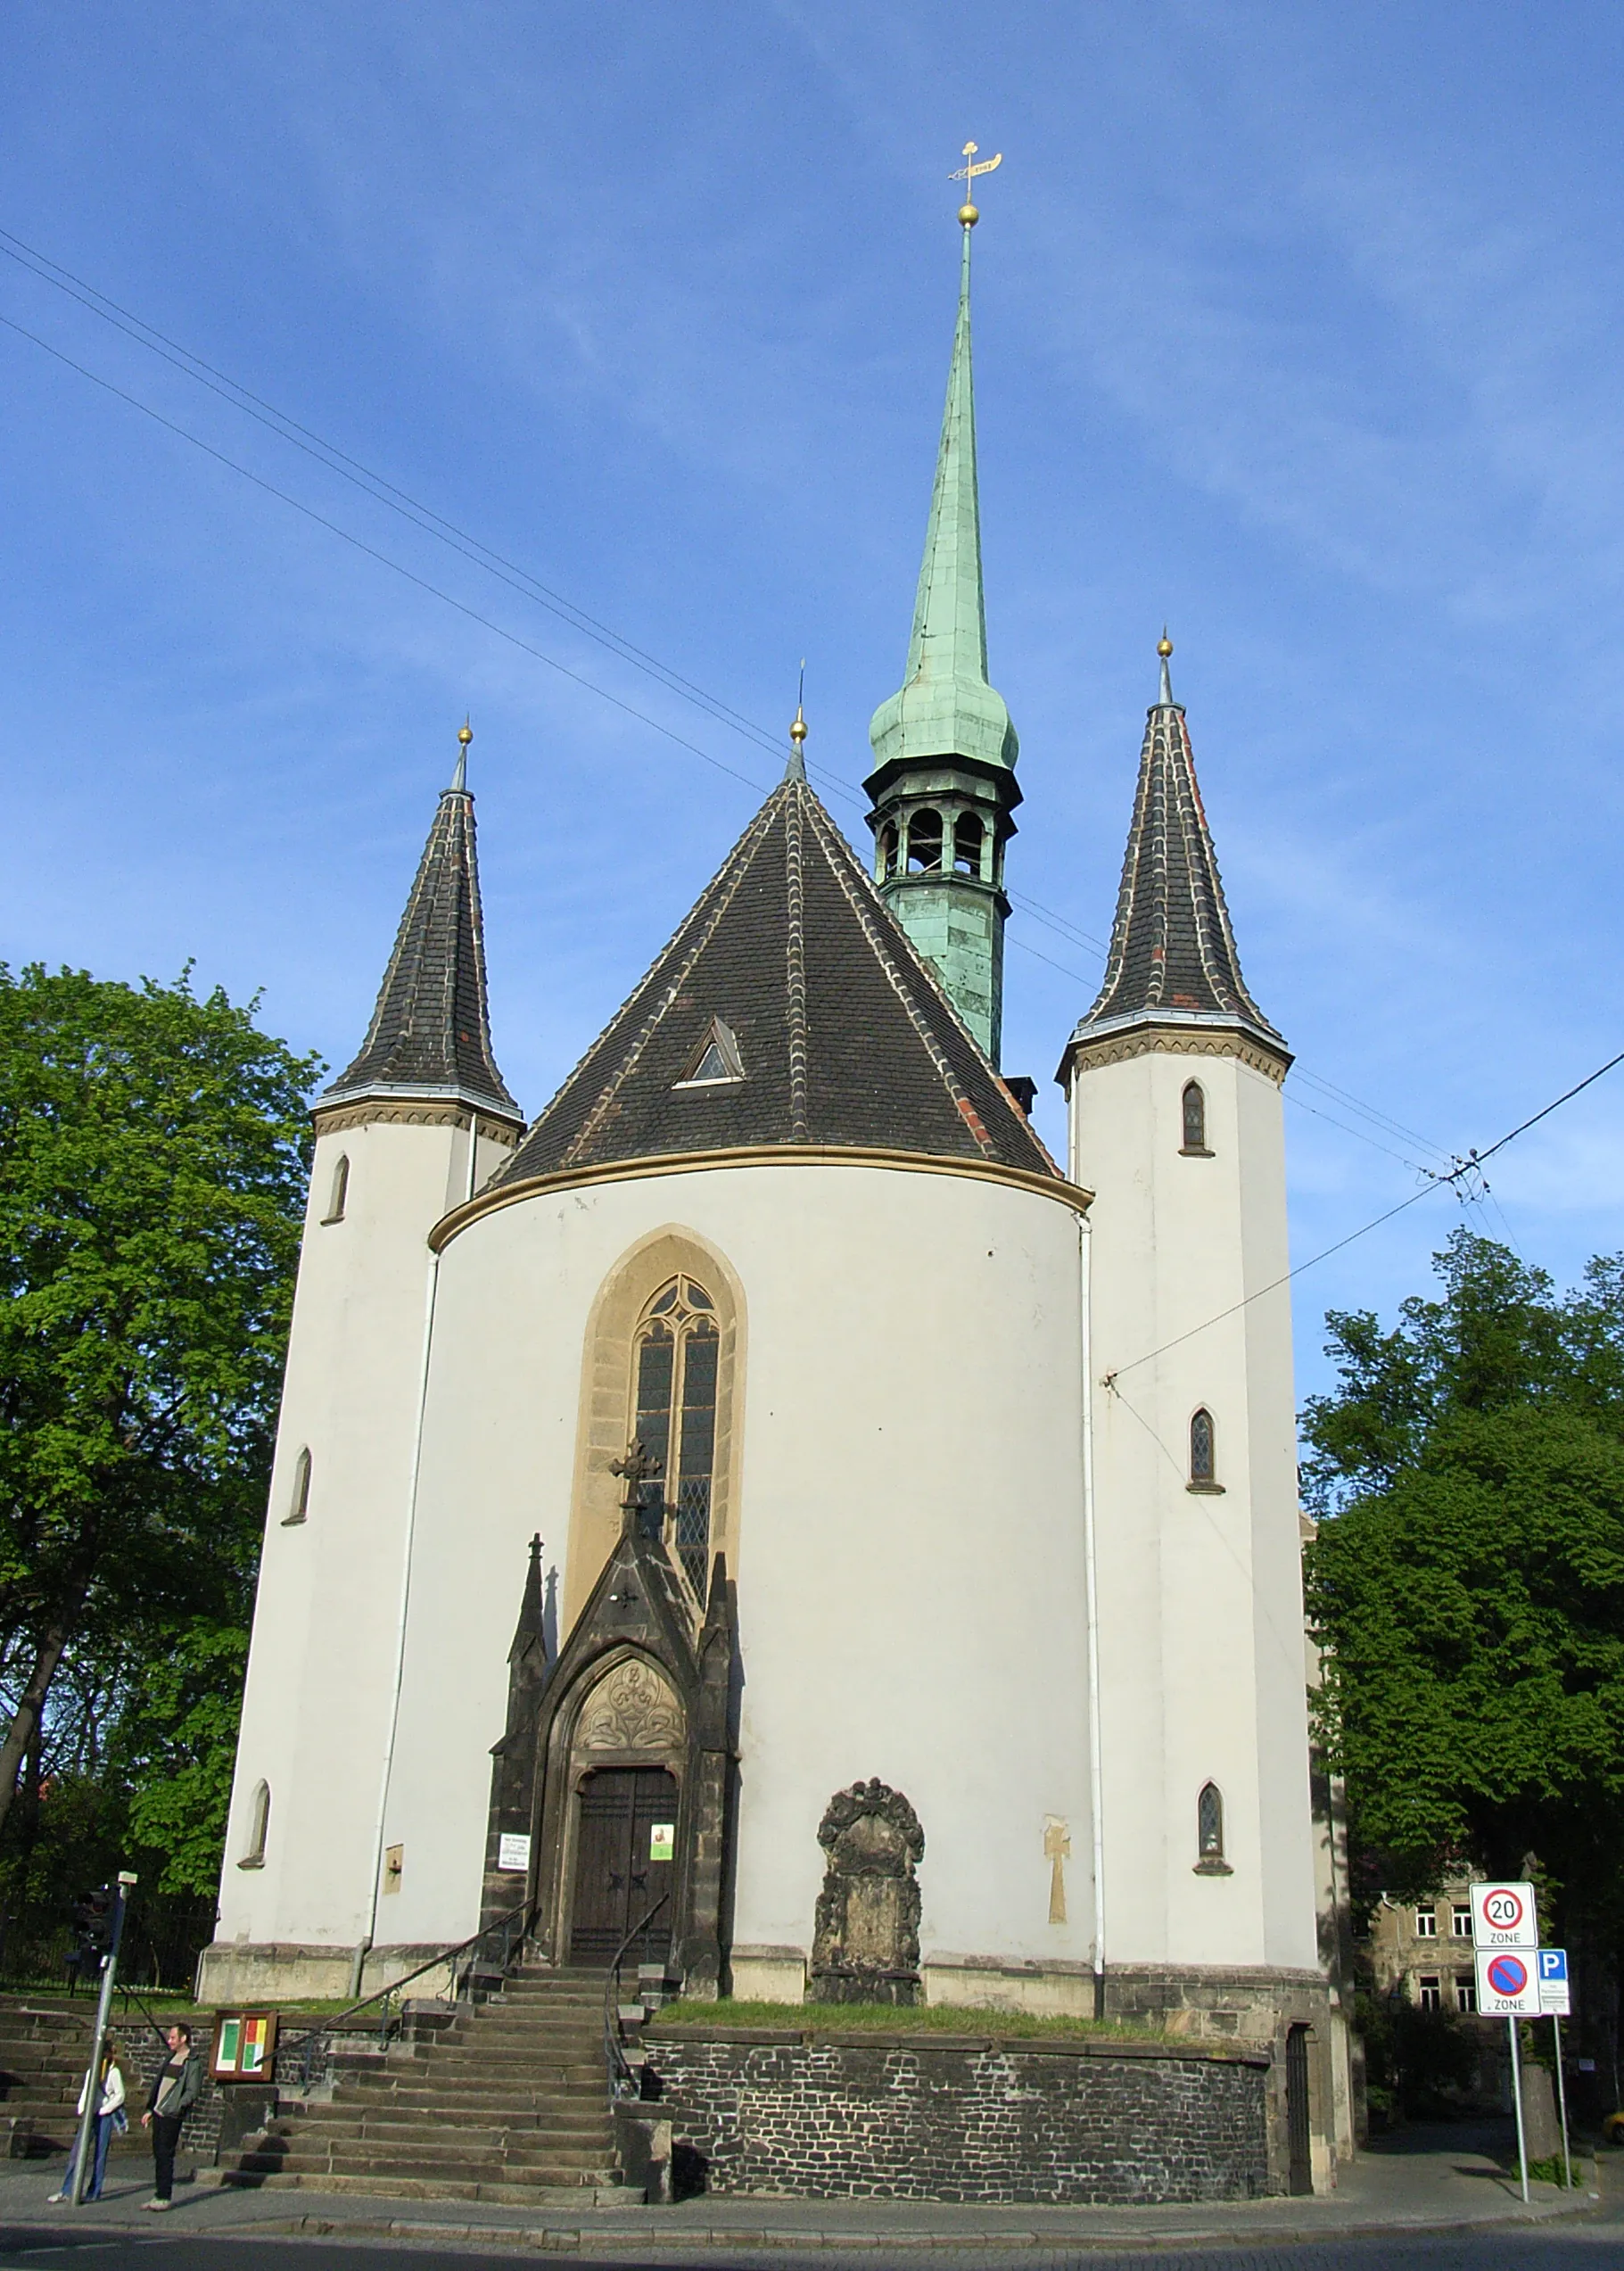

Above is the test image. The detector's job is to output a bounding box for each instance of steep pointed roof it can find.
[1064,652,1287,1067]
[323,744,521,1120]
[497,761,1056,1186]
[867,225,1018,778]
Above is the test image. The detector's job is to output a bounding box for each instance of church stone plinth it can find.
[810,1779,924,2006]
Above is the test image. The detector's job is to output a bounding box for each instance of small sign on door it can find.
[649,1822,675,1862]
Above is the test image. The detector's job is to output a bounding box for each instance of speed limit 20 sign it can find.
[1470,1880,1538,1948]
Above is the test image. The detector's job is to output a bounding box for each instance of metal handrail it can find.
[603,1893,670,2099]
[278,1895,533,2085]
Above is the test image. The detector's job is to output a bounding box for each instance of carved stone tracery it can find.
[810,1778,925,2006]
[575,1657,686,1755]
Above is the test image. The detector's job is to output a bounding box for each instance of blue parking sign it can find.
[1538,1948,1570,2014]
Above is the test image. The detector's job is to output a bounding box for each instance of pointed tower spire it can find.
[1060,639,1287,1070]
[863,157,1020,1067]
[323,723,523,1122]
[786,665,807,784]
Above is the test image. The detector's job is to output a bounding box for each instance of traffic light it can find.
[70,1887,114,1956]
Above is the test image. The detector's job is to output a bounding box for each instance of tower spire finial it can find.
[1157,631,1174,707]
[950,139,1002,229]
[451,716,473,793]
[786,660,808,783]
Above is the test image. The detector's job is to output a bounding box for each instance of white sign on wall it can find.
[1469,1880,1538,1948]
[497,1833,532,1873]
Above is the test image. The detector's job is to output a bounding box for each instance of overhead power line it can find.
[1101,1045,1624,1388]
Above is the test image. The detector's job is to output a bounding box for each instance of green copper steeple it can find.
[865,196,1021,1065]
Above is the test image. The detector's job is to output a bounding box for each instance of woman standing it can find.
[47,2037,125,2202]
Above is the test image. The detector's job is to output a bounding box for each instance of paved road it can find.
[4,2228,1624,2268]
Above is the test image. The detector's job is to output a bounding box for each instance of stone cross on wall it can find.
[1043,1816,1070,1927]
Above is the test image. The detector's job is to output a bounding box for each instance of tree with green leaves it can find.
[1304,1227,1624,1983]
[0,963,316,1881]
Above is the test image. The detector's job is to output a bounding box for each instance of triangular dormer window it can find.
[674,1016,745,1089]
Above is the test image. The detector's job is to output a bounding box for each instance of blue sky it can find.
[3,1,1621,1403]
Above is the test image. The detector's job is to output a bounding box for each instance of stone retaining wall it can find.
[641,2028,1271,2203]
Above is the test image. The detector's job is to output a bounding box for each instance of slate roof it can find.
[1065,689,1286,1062]
[324,774,521,1119]
[497,768,1058,1185]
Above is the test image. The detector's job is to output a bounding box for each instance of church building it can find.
[204,196,1353,2183]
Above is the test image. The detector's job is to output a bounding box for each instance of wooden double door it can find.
[569,1766,678,1964]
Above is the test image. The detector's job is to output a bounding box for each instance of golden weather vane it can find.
[951,139,1002,226]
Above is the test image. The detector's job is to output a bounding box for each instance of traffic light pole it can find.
[68,1872,136,2208]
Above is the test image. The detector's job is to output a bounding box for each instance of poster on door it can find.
[649,1822,675,1862]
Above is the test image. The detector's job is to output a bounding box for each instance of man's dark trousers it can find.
[151,2114,183,2201]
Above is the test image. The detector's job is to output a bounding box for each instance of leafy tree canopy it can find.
[1305,1229,1624,1928]
[0,962,317,1889]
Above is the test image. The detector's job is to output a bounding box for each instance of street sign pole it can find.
[1552,2013,1572,2190]
[68,1871,136,2208]
[1508,2015,1529,2203]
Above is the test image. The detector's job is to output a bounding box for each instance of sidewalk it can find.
[0,2121,1603,2257]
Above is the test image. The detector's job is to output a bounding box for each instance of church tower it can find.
[1058,643,1325,2124]
[865,201,1019,1065]
[207,729,524,1998]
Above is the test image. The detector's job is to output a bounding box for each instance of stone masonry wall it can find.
[642,2030,1270,2204]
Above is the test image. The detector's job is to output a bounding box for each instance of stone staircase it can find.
[0,2000,102,2157]
[224,1967,635,2207]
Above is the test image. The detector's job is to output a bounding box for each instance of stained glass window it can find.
[632,1278,720,1598]
[1198,1782,1224,1861]
[1182,1082,1207,1152]
[1190,1408,1216,1485]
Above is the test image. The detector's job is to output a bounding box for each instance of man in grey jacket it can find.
[140,2023,202,2209]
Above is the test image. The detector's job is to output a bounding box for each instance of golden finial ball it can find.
[789,713,808,743]
[1157,635,1174,658]
[959,202,979,227]
[458,721,474,747]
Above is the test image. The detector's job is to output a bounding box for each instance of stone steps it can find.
[219,2168,635,2208]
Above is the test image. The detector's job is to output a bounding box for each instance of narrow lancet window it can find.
[631,1276,719,1599]
[1182,1082,1208,1153]
[323,1153,350,1222]
[878,822,898,879]
[239,1779,270,1869]
[283,1446,312,1526]
[1197,1782,1224,1865]
[953,812,985,878]
[905,809,943,872]
[1189,1408,1216,1488]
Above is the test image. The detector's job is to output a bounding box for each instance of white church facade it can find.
[202,208,1354,2181]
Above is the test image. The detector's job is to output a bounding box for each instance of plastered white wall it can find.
[1068,1045,1318,1974]
[215,1111,513,1958]
[371,1160,1100,1970]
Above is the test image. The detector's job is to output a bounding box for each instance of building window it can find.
[878,822,898,879]
[1189,1408,1217,1489]
[322,1153,350,1223]
[238,1779,270,1869]
[953,812,985,878]
[1417,1973,1442,2011]
[1181,1082,1208,1154]
[1196,1781,1226,1866]
[1414,1908,1439,1937]
[674,1017,745,1088]
[905,808,943,872]
[282,1447,311,1527]
[632,1277,720,1599]
[1455,1971,1478,2013]
[1453,1904,1473,1938]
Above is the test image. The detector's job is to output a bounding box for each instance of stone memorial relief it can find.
[810,1778,925,2005]
[575,1657,685,1755]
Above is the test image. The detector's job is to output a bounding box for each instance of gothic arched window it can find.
[1189,1408,1216,1487]
[905,809,943,872]
[281,1446,312,1526]
[1182,1082,1208,1153]
[323,1152,350,1223]
[953,812,985,878]
[239,1779,270,1869]
[878,822,898,879]
[1198,1781,1224,1863]
[631,1277,720,1599]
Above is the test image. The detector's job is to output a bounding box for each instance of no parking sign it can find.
[1475,1947,1542,2015]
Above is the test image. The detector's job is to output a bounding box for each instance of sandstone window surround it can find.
[282,1446,312,1526]
[1181,1080,1211,1155]
[238,1779,270,1870]
[321,1152,350,1224]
